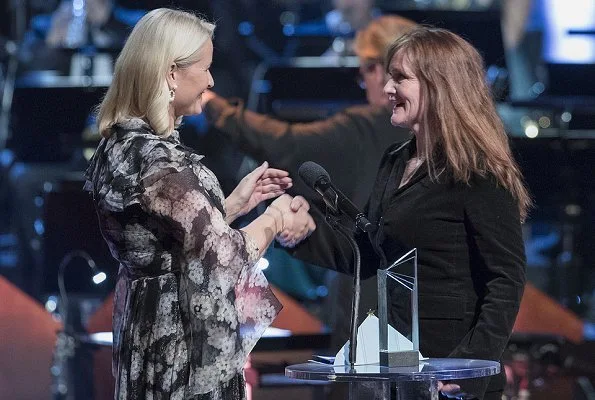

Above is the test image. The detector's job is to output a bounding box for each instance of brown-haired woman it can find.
[379,26,530,399]
[291,26,529,400]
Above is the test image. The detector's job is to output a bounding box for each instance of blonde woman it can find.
[85,8,315,399]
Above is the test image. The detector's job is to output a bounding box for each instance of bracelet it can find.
[265,205,285,233]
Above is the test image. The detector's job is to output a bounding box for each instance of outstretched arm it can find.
[202,91,364,174]
[225,161,292,224]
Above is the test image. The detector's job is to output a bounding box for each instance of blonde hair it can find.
[97,8,215,137]
[385,27,531,221]
[353,15,417,61]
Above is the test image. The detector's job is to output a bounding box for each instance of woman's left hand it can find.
[226,161,292,223]
[438,381,466,398]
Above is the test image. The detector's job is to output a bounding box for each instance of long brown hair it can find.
[385,27,531,221]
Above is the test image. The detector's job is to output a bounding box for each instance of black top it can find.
[291,139,527,398]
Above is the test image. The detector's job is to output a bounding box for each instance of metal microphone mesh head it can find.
[298,161,331,188]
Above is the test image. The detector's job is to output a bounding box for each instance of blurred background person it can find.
[201,14,416,208]
[18,0,133,78]
[501,0,547,101]
[201,13,417,353]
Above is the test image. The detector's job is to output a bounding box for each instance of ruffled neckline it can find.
[83,118,206,212]
[111,117,181,145]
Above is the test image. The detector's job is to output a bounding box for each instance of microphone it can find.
[298,161,372,232]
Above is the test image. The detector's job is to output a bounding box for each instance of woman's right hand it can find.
[266,195,316,247]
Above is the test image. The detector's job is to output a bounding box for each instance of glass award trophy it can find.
[377,248,420,366]
[287,249,501,400]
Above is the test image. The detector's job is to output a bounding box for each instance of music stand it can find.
[9,76,108,162]
[42,178,118,297]
[248,56,366,121]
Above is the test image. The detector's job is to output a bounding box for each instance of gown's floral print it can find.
[84,118,282,399]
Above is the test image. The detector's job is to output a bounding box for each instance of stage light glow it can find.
[45,297,58,312]
[538,116,551,128]
[92,272,107,285]
[524,123,539,138]
[256,257,269,271]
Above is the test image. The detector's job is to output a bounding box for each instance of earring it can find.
[169,87,176,102]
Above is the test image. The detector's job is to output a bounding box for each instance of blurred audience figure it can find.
[326,0,380,36]
[18,0,135,77]
[324,0,381,58]
[202,14,417,219]
[501,0,547,100]
[201,14,417,351]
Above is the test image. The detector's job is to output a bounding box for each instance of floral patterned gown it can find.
[84,118,282,400]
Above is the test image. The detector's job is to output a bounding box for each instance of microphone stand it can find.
[298,161,372,367]
[326,214,362,368]
[53,250,105,400]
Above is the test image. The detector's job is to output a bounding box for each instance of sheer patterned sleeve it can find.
[139,167,282,394]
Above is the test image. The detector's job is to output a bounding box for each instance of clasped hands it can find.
[226,161,292,223]
[226,161,316,247]
[264,194,316,248]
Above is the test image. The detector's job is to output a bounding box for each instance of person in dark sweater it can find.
[289,27,531,400]
[201,15,417,209]
[200,15,417,352]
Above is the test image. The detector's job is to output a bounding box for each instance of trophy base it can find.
[380,350,420,367]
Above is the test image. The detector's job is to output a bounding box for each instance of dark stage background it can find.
[1,1,594,399]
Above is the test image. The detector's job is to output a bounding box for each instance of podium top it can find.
[286,358,499,382]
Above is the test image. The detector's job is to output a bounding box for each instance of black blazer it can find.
[291,139,527,398]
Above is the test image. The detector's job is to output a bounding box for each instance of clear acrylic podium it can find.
[285,358,500,400]
[287,248,500,398]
